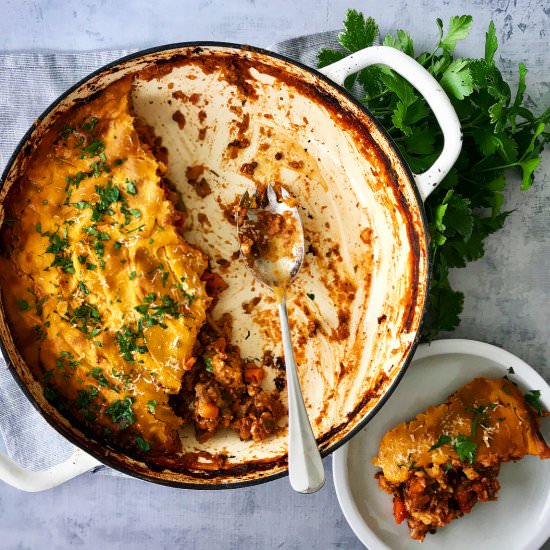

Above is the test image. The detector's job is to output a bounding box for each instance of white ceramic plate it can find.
[333,339,550,550]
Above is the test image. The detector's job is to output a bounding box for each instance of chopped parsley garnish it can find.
[89,160,110,178]
[72,201,91,210]
[76,385,99,411]
[174,282,196,304]
[51,255,75,274]
[105,396,136,429]
[87,367,113,389]
[43,385,58,402]
[82,225,110,240]
[507,366,515,374]
[147,400,157,414]
[466,402,497,437]
[134,293,189,329]
[81,116,99,132]
[114,241,122,250]
[45,229,74,274]
[33,324,47,341]
[306,293,315,300]
[453,434,478,463]
[16,299,30,311]
[59,124,76,140]
[93,240,105,259]
[115,326,148,362]
[129,271,136,280]
[112,368,132,389]
[135,435,150,452]
[65,170,89,193]
[78,281,90,296]
[429,434,452,451]
[35,222,41,234]
[524,389,544,416]
[429,432,478,463]
[81,140,105,157]
[204,357,213,373]
[90,182,122,222]
[125,179,137,195]
[24,289,47,316]
[56,351,80,379]
[63,301,101,338]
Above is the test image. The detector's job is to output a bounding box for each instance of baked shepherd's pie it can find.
[0,77,285,459]
[373,376,550,541]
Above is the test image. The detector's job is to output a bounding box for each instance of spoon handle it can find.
[278,294,325,494]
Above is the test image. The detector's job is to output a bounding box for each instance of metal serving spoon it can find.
[237,184,325,494]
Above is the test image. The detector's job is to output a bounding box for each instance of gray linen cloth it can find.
[0,36,340,476]
[0,50,134,474]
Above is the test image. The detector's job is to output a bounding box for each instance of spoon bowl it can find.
[237,185,305,289]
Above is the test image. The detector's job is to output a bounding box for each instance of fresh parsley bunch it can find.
[318,10,550,339]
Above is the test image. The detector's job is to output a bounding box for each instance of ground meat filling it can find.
[376,465,501,541]
[236,186,300,264]
[170,284,285,443]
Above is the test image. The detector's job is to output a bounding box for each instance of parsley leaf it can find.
[78,281,90,296]
[135,435,150,452]
[429,434,452,451]
[115,325,148,362]
[63,301,101,338]
[125,178,137,195]
[105,397,136,429]
[318,13,549,339]
[338,10,378,52]
[467,402,497,437]
[440,59,473,100]
[440,15,473,52]
[453,434,477,463]
[16,299,30,311]
[524,389,544,416]
[485,21,498,63]
[82,140,105,157]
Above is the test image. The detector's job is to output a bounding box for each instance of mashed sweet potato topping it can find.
[373,377,550,541]
[0,77,284,457]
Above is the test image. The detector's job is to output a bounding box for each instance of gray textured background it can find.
[0,0,549,548]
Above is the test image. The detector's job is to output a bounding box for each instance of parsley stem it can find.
[368,108,394,115]
[360,91,388,103]
[478,162,519,173]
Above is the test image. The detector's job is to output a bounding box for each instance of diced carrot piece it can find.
[184,356,197,370]
[244,367,265,385]
[393,496,407,524]
[197,401,219,419]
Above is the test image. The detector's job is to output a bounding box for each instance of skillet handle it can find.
[0,446,100,492]
[318,45,462,201]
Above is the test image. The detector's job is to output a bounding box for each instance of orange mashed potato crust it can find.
[0,78,284,458]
